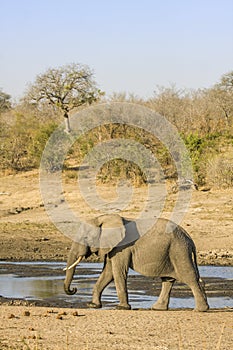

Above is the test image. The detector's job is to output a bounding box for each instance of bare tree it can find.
[210,71,233,128]
[147,85,191,131]
[0,89,11,113]
[217,70,233,92]
[24,63,103,132]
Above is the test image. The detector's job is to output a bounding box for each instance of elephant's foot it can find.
[194,303,209,312]
[87,302,102,309]
[152,301,168,311]
[116,304,131,310]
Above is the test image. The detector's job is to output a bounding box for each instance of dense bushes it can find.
[0,113,58,171]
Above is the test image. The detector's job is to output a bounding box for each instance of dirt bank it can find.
[0,170,233,265]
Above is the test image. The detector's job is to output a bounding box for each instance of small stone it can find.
[23,310,30,316]
[29,327,35,331]
[28,335,36,339]
[56,315,63,320]
[8,314,16,319]
[47,309,55,313]
[58,311,67,316]
[72,311,79,317]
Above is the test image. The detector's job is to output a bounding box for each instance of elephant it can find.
[64,214,209,311]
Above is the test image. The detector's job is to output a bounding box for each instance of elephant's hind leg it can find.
[188,279,209,312]
[152,277,175,311]
[177,270,209,312]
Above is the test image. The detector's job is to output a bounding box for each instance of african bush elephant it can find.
[64,214,209,311]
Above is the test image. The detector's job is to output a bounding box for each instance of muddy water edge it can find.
[0,262,232,310]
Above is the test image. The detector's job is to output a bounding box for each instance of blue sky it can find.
[0,0,233,101]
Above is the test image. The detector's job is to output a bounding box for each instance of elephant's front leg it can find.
[112,255,131,310]
[88,257,113,308]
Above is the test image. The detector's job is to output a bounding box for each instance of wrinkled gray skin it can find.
[64,214,209,311]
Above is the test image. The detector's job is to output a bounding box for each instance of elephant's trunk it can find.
[64,266,77,295]
[64,256,83,295]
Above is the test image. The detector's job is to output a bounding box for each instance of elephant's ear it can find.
[74,219,100,246]
[95,214,125,259]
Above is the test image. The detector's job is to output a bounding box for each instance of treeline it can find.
[0,67,233,188]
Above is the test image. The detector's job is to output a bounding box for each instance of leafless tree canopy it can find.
[24,63,102,121]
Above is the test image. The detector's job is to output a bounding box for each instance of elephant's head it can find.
[64,214,125,295]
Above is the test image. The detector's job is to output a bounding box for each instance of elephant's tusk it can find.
[63,256,83,271]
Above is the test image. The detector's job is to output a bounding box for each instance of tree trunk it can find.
[64,111,71,133]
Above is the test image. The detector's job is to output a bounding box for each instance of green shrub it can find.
[97,159,147,186]
[0,114,36,171]
[28,122,58,167]
[182,133,220,184]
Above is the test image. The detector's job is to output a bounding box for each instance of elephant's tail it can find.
[191,243,201,281]
[192,243,208,302]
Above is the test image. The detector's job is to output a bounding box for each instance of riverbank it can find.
[0,221,232,265]
[1,171,233,265]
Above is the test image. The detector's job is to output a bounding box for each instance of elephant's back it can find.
[139,218,179,239]
[134,217,193,253]
[131,218,192,277]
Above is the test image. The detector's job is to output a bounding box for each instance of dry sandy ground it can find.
[0,306,233,350]
[0,170,233,349]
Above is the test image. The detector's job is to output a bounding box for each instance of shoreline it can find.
[1,250,233,266]
[1,261,232,310]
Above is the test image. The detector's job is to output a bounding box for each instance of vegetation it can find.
[23,63,103,133]
[0,88,11,112]
[1,68,233,188]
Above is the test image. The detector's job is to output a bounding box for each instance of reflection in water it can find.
[0,262,232,309]
[0,274,63,299]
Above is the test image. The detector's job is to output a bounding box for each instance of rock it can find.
[8,208,19,215]
[58,311,67,316]
[28,335,36,339]
[46,309,55,314]
[8,314,16,319]
[23,310,30,316]
[72,311,79,316]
